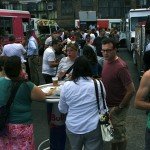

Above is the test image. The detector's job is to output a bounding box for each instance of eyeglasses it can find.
[101,49,114,53]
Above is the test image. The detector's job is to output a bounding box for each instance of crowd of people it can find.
[0,26,148,150]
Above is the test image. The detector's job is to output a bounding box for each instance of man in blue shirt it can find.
[27,30,39,85]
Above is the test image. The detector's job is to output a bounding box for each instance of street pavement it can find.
[118,48,146,150]
[32,48,147,150]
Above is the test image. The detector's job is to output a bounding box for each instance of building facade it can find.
[1,0,150,28]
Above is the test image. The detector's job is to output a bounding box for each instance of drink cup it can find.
[52,77,58,86]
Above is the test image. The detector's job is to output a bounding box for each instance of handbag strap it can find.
[93,79,106,113]
[93,79,100,112]
[61,64,74,80]
[98,80,106,110]
[6,80,24,110]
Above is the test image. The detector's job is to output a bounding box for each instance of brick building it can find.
[1,0,150,28]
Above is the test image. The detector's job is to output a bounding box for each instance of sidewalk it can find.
[35,49,146,150]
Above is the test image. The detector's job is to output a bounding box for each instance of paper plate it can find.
[38,84,60,99]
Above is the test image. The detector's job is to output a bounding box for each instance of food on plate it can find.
[45,87,57,96]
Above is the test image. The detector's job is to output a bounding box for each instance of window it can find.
[61,0,73,16]
[13,3,21,10]
[0,17,12,36]
[81,0,93,10]
[131,17,147,31]
[99,1,108,7]
[98,0,125,18]
[38,2,44,11]
[81,0,93,6]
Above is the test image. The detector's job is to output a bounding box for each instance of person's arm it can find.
[31,85,46,101]
[56,57,66,79]
[49,60,59,68]
[1,47,5,56]
[48,51,59,68]
[58,86,68,114]
[110,82,135,114]
[117,67,135,108]
[119,82,135,108]
[111,67,135,114]
[29,40,37,52]
[20,44,26,54]
[135,71,150,110]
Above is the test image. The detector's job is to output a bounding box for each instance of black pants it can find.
[44,75,66,150]
[50,125,66,150]
[42,74,54,84]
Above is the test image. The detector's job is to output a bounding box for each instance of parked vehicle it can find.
[30,18,59,55]
[76,11,97,30]
[134,15,150,79]
[75,18,121,30]
[125,8,150,53]
[30,18,59,37]
[0,9,31,44]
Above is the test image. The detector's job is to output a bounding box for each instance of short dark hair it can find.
[4,56,21,79]
[9,35,16,42]
[85,34,91,39]
[71,56,92,83]
[0,36,4,41]
[0,56,8,71]
[101,37,117,49]
[52,37,62,46]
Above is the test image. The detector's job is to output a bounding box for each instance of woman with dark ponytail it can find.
[0,56,45,149]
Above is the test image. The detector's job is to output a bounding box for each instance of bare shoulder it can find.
[140,70,150,87]
[144,70,150,76]
[142,70,150,81]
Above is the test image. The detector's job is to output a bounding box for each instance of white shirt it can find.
[90,33,95,43]
[45,36,52,46]
[27,36,38,56]
[82,32,88,40]
[2,43,26,63]
[42,46,57,76]
[145,43,150,52]
[58,78,108,134]
[56,57,74,76]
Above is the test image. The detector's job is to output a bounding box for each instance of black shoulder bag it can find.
[61,64,74,80]
[0,80,23,136]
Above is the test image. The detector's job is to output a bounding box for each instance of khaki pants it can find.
[28,56,39,85]
[109,106,129,143]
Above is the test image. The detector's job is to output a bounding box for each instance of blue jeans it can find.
[145,127,150,150]
[66,123,103,150]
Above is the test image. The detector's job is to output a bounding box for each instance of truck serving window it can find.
[0,17,12,36]
[131,17,147,31]
[38,26,50,34]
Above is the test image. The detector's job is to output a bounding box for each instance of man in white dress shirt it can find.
[27,30,39,85]
[1,35,26,64]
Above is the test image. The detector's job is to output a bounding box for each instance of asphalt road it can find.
[32,48,147,150]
